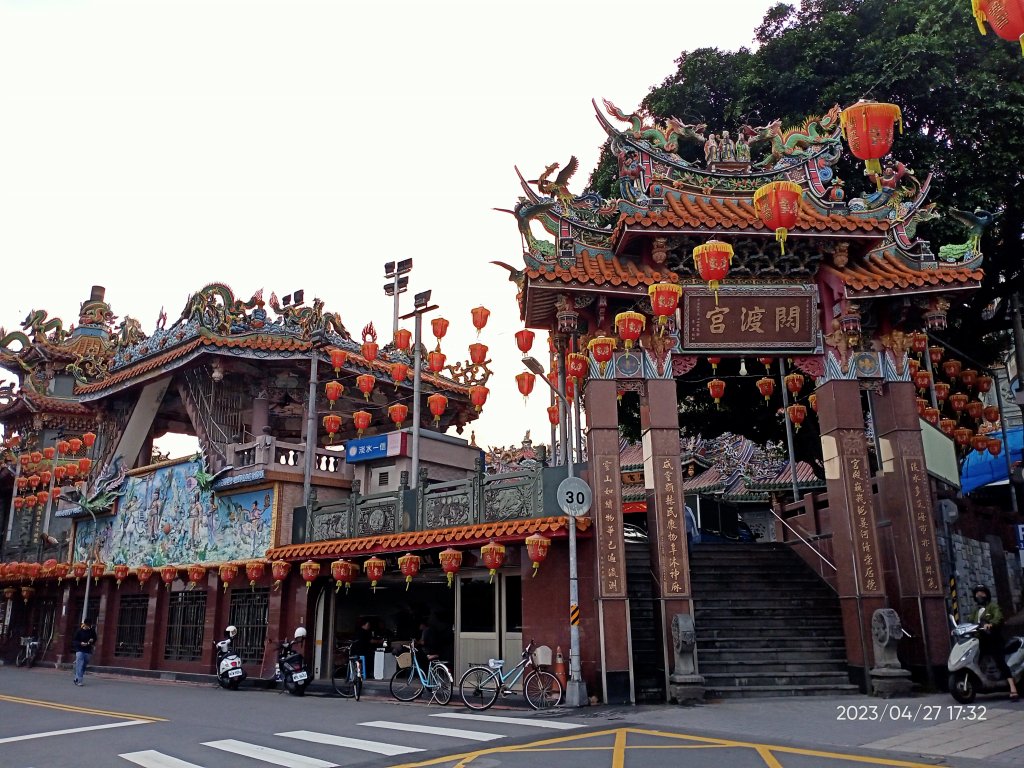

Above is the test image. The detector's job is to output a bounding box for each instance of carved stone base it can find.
[870,668,914,698]
[669,674,706,705]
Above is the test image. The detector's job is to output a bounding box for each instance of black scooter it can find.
[274,627,309,696]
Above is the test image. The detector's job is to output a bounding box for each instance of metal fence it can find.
[114,595,149,658]
[164,591,207,662]
[228,587,270,664]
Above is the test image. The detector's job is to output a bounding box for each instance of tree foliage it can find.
[598,0,1024,460]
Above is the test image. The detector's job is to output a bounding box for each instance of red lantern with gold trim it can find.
[427,350,447,374]
[787,404,807,431]
[910,332,928,356]
[808,393,818,414]
[82,431,97,449]
[90,562,106,585]
[934,382,950,406]
[361,340,379,363]
[388,403,409,428]
[954,427,974,448]
[53,561,70,585]
[987,437,1003,456]
[398,552,421,591]
[547,404,560,426]
[753,181,803,254]
[840,100,903,176]
[471,306,490,337]
[469,343,488,366]
[923,407,940,426]
[68,438,83,455]
[79,457,92,475]
[515,371,535,403]
[648,282,682,331]
[390,362,409,389]
[972,0,1024,56]
[916,398,928,417]
[525,533,551,577]
[325,380,343,408]
[983,405,1000,424]
[439,547,462,588]
[12,497,23,511]
[364,556,386,593]
[431,317,450,343]
[977,374,994,393]
[300,560,320,591]
[353,410,372,437]
[707,356,721,373]
[331,559,357,593]
[356,374,375,401]
[940,418,957,436]
[614,311,645,352]
[961,369,978,390]
[187,564,206,589]
[908,358,920,377]
[756,377,774,404]
[943,359,962,380]
[246,560,266,589]
[971,434,989,454]
[949,393,969,415]
[515,329,535,355]
[480,540,506,584]
[271,560,290,591]
[692,240,734,303]
[160,565,177,590]
[36,490,49,508]
[566,353,588,388]
[469,385,489,413]
[330,347,348,373]
[784,373,805,396]
[219,562,238,592]
[72,561,88,584]
[323,413,342,443]
[427,393,447,426]
[23,562,42,582]
[394,328,412,352]
[966,400,984,422]
[113,563,130,588]
[707,378,726,409]
[588,336,616,376]
[914,370,932,392]
[20,585,34,604]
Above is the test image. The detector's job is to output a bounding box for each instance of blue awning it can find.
[959,428,1023,494]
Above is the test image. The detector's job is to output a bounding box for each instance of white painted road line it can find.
[203,739,337,767]
[278,730,424,756]
[431,712,584,729]
[0,719,151,744]
[358,719,503,741]
[120,751,207,768]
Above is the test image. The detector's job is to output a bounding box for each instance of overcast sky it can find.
[0,0,779,456]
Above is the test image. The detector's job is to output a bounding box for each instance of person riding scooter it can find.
[972,585,1019,701]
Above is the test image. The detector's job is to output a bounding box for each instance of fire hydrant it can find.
[552,645,568,692]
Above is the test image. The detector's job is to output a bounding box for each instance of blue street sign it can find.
[344,431,405,464]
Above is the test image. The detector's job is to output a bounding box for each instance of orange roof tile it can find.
[823,256,983,295]
[266,515,592,561]
[525,252,678,287]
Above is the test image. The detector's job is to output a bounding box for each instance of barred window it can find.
[228,587,269,664]
[164,591,207,662]
[115,595,149,658]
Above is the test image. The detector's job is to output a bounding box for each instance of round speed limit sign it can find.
[557,476,592,518]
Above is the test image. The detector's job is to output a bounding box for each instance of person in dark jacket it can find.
[72,619,97,686]
[973,585,1019,701]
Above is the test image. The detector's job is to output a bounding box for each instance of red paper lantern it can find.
[914,370,932,392]
[910,333,928,356]
[427,350,447,374]
[787,404,807,431]
[219,562,238,592]
[36,490,49,508]
[753,181,803,254]
[648,282,683,331]
[324,380,343,407]
[439,547,462,588]
[431,317,449,342]
[515,371,536,402]
[987,437,1003,456]
[3,586,15,600]
[427,393,447,426]
[961,369,978,390]
[23,562,42,582]
[525,533,551,577]
[943,359,962,380]
[972,0,1024,56]
[24,493,37,508]
[30,450,42,464]
[52,561,70,585]
[966,400,984,422]
[934,382,950,405]
[949,393,969,414]
[40,470,51,486]
[187,564,206,589]
[246,560,266,588]
[68,438,83,455]
[908,358,920,377]
[469,343,488,366]
[361,341,379,363]
[515,329,535,355]
[72,561,89,584]
[756,377,775,404]
[398,552,421,590]
[16,476,28,492]
[756,357,773,374]
[588,336,616,375]
[614,311,646,352]
[353,410,372,437]
[840,100,902,175]
[916,398,928,417]
[78,457,92,475]
[784,373,805,395]
[480,540,506,584]
[271,560,291,591]
[20,585,35,603]
[928,346,944,366]
[53,465,66,482]
[390,362,409,388]
[547,404,560,426]
[977,375,994,393]
[65,464,78,479]
[708,378,726,408]
[940,418,957,436]
[692,240,734,303]
[388,403,409,427]
[471,306,490,336]
[356,374,375,401]
[113,563,130,588]
[363,555,386,592]
[134,563,153,589]
[82,432,97,449]
[43,446,56,461]
[983,405,1001,423]
[90,562,106,585]
[57,439,70,455]
[331,559,357,593]
[971,434,989,454]
[28,474,40,490]
[923,407,940,426]
[300,560,320,591]
[329,347,348,373]
[322,413,342,443]
[394,328,412,352]
[13,498,23,511]
[566,353,588,388]
[469,385,489,412]
[954,427,974,447]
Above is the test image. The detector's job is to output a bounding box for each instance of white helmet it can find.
[294,627,307,640]
[225,625,237,638]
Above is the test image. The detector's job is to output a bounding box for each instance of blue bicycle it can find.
[459,639,562,710]
[389,638,453,705]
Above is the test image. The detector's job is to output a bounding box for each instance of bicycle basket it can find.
[395,651,412,669]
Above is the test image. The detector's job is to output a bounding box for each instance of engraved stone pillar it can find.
[584,378,631,704]
[817,378,886,688]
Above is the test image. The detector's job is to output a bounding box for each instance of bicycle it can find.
[331,641,363,701]
[389,638,453,705]
[459,639,562,711]
[15,636,40,668]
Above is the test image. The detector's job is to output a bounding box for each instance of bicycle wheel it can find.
[15,648,27,667]
[332,660,355,698]
[390,665,424,701]
[429,664,453,705]
[524,670,562,709]
[459,667,499,711]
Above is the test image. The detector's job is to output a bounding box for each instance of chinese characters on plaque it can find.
[904,458,943,594]
[682,285,821,353]
[652,455,688,596]
[844,454,883,595]
[593,455,626,598]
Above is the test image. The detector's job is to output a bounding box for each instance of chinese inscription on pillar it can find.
[652,454,689,596]
[843,450,884,595]
[592,455,626,597]
[904,458,943,594]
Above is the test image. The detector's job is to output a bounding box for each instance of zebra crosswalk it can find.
[119,713,584,767]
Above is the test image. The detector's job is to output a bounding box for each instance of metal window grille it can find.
[228,587,269,664]
[114,595,149,658]
[164,591,207,662]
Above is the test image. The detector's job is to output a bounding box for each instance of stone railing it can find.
[227,436,347,477]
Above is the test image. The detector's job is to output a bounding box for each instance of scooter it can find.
[947,614,1024,703]
[215,625,246,690]
[275,627,309,696]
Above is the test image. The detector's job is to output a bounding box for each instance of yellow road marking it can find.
[611,729,627,768]
[756,745,785,768]
[0,694,166,723]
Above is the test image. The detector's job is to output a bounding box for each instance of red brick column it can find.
[816,378,886,687]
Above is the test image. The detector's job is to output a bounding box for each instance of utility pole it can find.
[384,259,412,343]
[402,290,438,490]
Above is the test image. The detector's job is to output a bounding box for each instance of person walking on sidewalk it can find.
[72,619,97,686]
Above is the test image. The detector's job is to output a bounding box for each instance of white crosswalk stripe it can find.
[120,752,207,768]
[277,730,424,756]
[431,712,584,729]
[358,719,503,741]
[203,739,338,767]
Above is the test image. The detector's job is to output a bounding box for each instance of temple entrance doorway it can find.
[455,573,522,683]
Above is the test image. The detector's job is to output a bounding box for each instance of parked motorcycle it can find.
[947,615,1024,703]
[15,636,40,668]
[215,625,246,690]
[275,627,309,696]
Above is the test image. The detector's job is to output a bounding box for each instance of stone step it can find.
[699,658,848,674]
[700,647,847,663]
[697,634,847,649]
[692,616,840,629]
[705,683,861,699]
[693,604,841,618]
[702,670,853,687]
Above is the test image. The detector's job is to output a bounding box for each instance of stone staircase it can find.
[690,542,860,699]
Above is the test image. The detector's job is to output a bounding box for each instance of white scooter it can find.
[216,625,246,690]
[947,615,1024,703]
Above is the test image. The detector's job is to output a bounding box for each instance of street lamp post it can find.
[523,355,588,707]
[302,329,327,511]
[401,290,438,490]
[384,259,412,343]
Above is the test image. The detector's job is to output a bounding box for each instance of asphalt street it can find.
[1,665,1023,767]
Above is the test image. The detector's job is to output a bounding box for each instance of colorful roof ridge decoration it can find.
[266,515,591,562]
